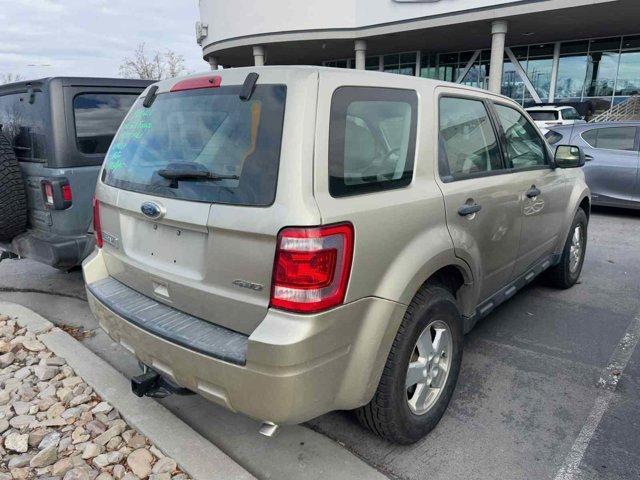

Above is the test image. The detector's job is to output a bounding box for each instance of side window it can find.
[73,93,138,155]
[329,87,417,197]
[438,97,503,180]
[582,129,598,147]
[561,108,582,121]
[582,127,636,151]
[494,104,548,169]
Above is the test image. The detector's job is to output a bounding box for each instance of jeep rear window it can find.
[0,90,50,162]
[103,85,286,206]
[74,93,138,155]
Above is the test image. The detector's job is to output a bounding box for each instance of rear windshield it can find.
[74,93,138,155]
[528,110,558,121]
[103,85,287,206]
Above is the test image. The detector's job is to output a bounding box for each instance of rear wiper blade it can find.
[157,168,239,188]
[158,169,239,181]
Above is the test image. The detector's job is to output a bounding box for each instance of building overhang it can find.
[201,0,640,66]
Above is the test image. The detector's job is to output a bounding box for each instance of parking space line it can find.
[554,314,640,480]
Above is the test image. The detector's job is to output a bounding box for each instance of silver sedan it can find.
[546,122,640,209]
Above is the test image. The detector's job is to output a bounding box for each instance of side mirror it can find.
[554,145,585,168]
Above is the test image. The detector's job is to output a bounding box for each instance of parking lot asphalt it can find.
[1,207,639,480]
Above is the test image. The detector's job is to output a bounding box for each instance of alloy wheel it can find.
[405,320,453,415]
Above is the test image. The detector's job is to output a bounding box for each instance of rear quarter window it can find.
[328,87,418,197]
[73,93,138,155]
[545,130,564,145]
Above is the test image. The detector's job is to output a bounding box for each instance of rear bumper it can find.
[83,249,406,424]
[10,229,94,269]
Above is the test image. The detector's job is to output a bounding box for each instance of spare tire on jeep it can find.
[0,132,27,242]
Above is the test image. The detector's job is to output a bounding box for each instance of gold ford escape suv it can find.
[83,67,590,444]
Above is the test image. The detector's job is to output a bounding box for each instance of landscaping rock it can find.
[30,445,58,467]
[127,448,154,478]
[0,312,191,480]
[5,432,29,453]
[151,458,176,474]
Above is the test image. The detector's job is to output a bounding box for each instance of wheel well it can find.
[428,265,466,299]
[579,197,591,219]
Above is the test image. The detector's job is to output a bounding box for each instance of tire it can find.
[0,133,27,242]
[546,208,588,289]
[356,284,463,444]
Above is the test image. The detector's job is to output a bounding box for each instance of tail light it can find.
[41,178,72,210]
[270,223,354,313]
[92,196,103,249]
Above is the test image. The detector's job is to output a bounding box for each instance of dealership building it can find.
[197,0,640,116]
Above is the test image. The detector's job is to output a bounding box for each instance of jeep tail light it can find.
[43,182,54,205]
[92,196,103,249]
[62,184,72,203]
[41,178,72,210]
[270,223,354,313]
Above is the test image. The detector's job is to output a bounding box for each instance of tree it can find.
[119,43,186,80]
[0,73,24,85]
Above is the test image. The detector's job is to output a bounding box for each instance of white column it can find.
[488,20,508,94]
[208,56,219,71]
[253,46,265,67]
[355,40,367,70]
[548,41,561,103]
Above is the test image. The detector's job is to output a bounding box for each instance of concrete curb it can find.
[0,301,256,480]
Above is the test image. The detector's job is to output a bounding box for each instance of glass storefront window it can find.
[560,41,589,55]
[616,50,640,95]
[529,44,555,57]
[585,51,620,97]
[556,54,589,99]
[460,65,480,88]
[586,97,614,116]
[502,61,525,103]
[526,57,553,99]
[383,53,416,76]
[419,53,439,79]
[589,37,622,52]
[319,33,640,114]
[623,35,640,49]
[365,56,380,71]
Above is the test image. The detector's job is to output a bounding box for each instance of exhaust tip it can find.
[259,422,280,438]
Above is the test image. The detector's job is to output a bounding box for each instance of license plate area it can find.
[120,217,207,280]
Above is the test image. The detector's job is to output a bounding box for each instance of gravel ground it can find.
[0,312,190,480]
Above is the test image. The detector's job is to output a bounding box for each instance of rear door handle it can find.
[526,186,541,198]
[458,203,482,216]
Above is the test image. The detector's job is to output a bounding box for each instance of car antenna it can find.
[239,73,259,101]
[143,86,159,108]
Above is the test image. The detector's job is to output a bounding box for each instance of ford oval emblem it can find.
[141,202,163,219]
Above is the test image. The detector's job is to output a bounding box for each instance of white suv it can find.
[526,106,586,133]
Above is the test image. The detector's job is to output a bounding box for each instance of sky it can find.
[0,0,207,80]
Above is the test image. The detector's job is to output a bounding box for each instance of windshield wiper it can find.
[157,166,239,188]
